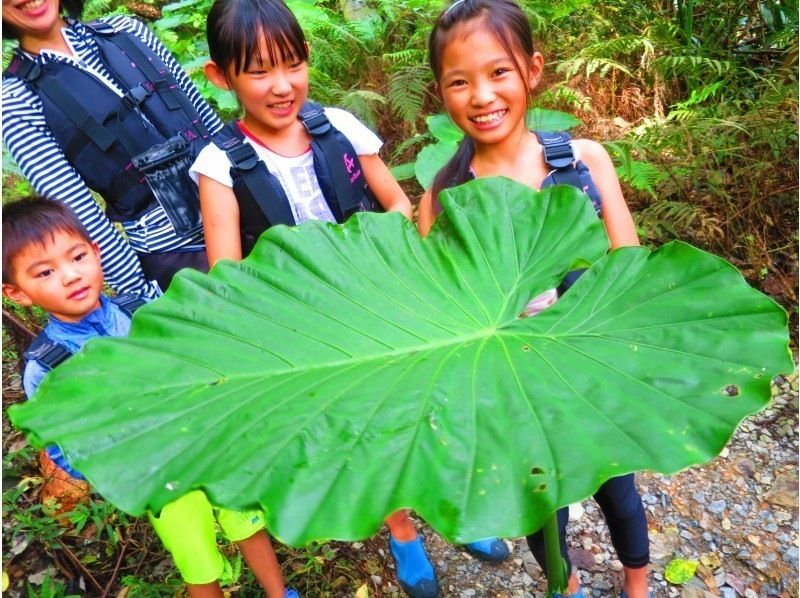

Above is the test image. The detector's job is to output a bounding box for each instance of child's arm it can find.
[359,155,413,220]
[198,175,244,266]
[574,140,639,249]
[417,189,435,237]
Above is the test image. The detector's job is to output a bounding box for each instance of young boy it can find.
[2,197,299,598]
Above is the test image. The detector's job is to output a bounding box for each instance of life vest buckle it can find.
[301,108,331,137]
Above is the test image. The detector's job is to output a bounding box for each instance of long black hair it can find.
[207,0,308,76]
[428,0,536,210]
[4,0,85,40]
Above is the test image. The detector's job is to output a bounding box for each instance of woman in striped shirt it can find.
[3,0,222,296]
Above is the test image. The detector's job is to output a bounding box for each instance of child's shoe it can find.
[464,537,510,562]
[389,536,440,598]
[620,592,653,598]
[554,585,584,598]
[284,590,300,598]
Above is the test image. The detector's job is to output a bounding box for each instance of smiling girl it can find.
[190,0,411,264]
[419,2,650,598]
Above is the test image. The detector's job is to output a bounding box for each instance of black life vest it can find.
[23,294,146,372]
[459,131,603,293]
[214,102,383,257]
[3,21,211,229]
[534,131,602,293]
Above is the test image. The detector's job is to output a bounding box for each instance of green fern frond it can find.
[332,89,387,129]
[538,85,593,113]
[382,49,426,65]
[387,65,432,125]
[674,81,725,109]
[389,134,430,163]
[654,55,734,78]
[557,56,633,79]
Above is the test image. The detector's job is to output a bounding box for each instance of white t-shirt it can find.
[190,107,382,225]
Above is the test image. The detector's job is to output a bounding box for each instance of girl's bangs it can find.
[236,11,307,73]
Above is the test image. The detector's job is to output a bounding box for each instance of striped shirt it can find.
[3,16,223,297]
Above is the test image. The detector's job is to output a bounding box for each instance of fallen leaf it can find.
[665,558,698,585]
[355,583,369,598]
[10,535,29,556]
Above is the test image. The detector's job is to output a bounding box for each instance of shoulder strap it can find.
[8,52,121,154]
[299,102,362,221]
[5,53,41,81]
[535,130,602,215]
[218,122,296,227]
[536,131,575,169]
[23,332,73,372]
[85,21,208,138]
[110,293,147,316]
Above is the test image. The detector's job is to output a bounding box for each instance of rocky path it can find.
[370,374,798,598]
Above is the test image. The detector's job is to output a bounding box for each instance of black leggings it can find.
[526,474,649,576]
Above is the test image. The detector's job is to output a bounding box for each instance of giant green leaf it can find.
[10,179,791,547]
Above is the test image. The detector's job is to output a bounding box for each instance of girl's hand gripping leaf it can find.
[10,178,792,546]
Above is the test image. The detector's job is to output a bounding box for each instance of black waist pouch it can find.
[132,135,202,236]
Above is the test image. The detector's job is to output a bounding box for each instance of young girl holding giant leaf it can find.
[419,1,650,597]
[190,1,473,596]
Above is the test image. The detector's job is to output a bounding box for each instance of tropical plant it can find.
[10,178,791,595]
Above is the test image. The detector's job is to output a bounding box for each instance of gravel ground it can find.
[371,374,798,598]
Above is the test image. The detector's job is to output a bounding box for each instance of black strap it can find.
[221,123,296,227]
[23,295,143,371]
[110,292,147,315]
[24,334,74,371]
[536,131,576,169]
[93,26,209,139]
[299,102,361,221]
[12,54,119,152]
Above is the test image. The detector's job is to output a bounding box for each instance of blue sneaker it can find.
[620,592,653,598]
[284,590,300,598]
[389,536,440,598]
[554,585,584,598]
[464,537,510,562]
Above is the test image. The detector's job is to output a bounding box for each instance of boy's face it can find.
[2,230,104,323]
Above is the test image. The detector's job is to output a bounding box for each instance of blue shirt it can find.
[23,295,141,477]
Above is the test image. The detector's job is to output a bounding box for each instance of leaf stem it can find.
[544,511,567,596]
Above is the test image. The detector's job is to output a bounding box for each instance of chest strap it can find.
[535,131,602,215]
[86,22,209,140]
[299,103,362,221]
[220,123,297,227]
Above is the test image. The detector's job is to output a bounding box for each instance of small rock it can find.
[708,500,727,515]
[765,470,798,508]
[783,547,799,566]
[725,573,746,594]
